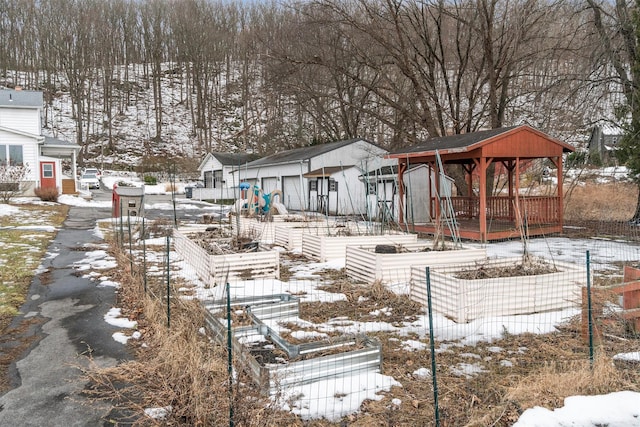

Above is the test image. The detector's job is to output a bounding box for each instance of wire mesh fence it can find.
[107,214,640,426]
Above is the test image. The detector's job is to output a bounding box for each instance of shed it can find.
[362,164,454,224]
[197,152,259,200]
[587,124,623,166]
[387,125,574,242]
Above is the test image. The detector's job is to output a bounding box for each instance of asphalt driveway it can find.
[0,204,131,426]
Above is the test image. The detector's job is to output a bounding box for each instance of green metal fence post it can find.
[426,267,440,427]
[587,250,594,367]
[142,217,147,293]
[166,235,170,329]
[128,217,133,273]
[226,282,234,427]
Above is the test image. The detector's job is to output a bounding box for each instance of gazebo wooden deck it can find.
[388,125,575,242]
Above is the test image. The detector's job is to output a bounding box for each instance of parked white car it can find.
[82,167,102,179]
[80,173,100,190]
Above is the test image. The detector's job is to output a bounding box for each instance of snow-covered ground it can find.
[4,195,639,425]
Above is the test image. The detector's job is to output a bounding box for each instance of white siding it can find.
[221,165,237,188]
[282,176,306,210]
[0,129,39,181]
[238,162,307,182]
[261,177,278,193]
[404,165,430,223]
[330,167,366,215]
[0,108,41,135]
[199,155,223,184]
[308,139,391,171]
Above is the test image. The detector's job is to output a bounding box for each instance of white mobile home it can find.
[233,138,393,214]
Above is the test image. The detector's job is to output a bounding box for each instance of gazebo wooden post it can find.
[433,160,441,224]
[463,163,474,219]
[506,160,514,220]
[514,157,521,230]
[555,156,563,225]
[478,156,487,242]
[398,160,407,227]
[466,165,474,197]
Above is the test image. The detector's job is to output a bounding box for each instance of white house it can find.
[362,164,454,224]
[0,88,79,195]
[587,123,624,165]
[232,138,393,215]
[195,152,259,200]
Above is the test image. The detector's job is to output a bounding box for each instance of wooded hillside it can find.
[0,0,629,167]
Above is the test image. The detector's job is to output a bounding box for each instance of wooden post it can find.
[556,156,563,225]
[581,286,603,345]
[433,159,441,225]
[505,160,514,221]
[620,266,640,332]
[478,157,487,242]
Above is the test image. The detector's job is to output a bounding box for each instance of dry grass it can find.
[564,181,636,221]
[505,354,632,410]
[82,240,302,426]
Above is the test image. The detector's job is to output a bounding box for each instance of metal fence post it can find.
[586,250,594,367]
[166,235,170,329]
[426,267,440,427]
[142,217,147,293]
[128,217,133,273]
[226,282,234,427]
[119,203,124,248]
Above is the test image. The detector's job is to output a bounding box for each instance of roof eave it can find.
[232,158,309,172]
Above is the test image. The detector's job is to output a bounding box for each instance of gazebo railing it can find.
[433,196,560,224]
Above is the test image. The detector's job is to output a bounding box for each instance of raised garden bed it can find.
[230,215,323,244]
[410,256,586,323]
[302,232,419,262]
[346,242,487,285]
[203,294,382,395]
[274,222,358,251]
[173,229,279,287]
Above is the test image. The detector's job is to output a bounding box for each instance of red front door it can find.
[40,161,56,189]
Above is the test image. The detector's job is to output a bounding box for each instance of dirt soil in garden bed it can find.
[455,258,558,279]
[189,228,259,254]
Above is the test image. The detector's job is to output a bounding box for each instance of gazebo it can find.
[387,125,575,242]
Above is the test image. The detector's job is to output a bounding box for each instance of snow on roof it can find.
[600,123,624,135]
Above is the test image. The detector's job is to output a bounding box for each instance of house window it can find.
[0,144,24,166]
[329,179,338,192]
[213,170,223,188]
[42,164,53,178]
[366,181,376,195]
[309,180,317,192]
